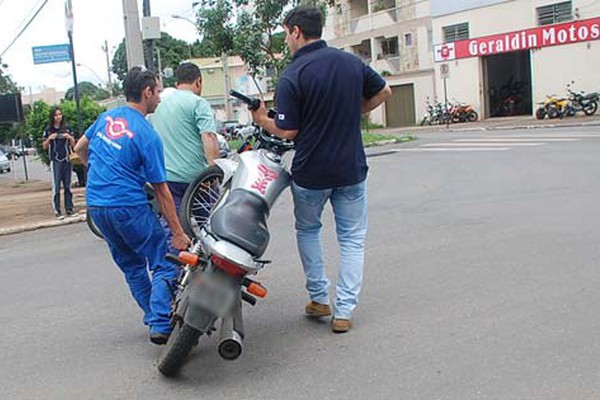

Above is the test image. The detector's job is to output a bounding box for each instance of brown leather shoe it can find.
[331,318,352,333]
[305,301,331,317]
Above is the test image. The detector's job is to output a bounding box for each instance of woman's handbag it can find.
[68,149,82,165]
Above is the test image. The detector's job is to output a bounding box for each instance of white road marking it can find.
[453,138,579,142]
[421,142,544,147]
[393,148,509,152]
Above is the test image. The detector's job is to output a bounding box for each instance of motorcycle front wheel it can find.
[157,321,202,377]
[535,107,546,120]
[85,209,104,239]
[179,165,226,238]
[467,111,478,122]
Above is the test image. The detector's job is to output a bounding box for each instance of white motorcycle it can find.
[157,91,294,376]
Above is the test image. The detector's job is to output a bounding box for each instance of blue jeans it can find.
[90,205,179,335]
[160,181,189,259]
[292,179,368,319]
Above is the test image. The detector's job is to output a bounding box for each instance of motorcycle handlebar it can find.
[229,90,261,111]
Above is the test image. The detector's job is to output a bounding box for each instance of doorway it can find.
[386,84,416,127]
[483,50,532,118]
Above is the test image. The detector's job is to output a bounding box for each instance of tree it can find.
[196,0,333,83]
[0,58,22,144]
[112,32,204,87]
[65,81,110,101]
[25,98,106,165]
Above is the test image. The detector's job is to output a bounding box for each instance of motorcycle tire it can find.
[467,111,478,122]
[548,107,560,119]
[583,101,598,116]
[419,117,428,126]
[85,209,104,239]
[535,107,546,120]
[179,165,226,238]
[157,321,202,377]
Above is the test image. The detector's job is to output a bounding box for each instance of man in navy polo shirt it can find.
[75,67,191,345]
[251,5,392,333]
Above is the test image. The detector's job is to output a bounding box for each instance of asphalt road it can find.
[2,126,600,399]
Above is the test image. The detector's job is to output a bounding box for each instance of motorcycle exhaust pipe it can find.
[217,315,243,360]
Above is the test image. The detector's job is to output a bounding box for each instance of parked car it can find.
[216,120,241,139]
[0,150,11,173]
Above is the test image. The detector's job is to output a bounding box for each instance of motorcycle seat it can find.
[210,188,270,258]
[583,93,598,100]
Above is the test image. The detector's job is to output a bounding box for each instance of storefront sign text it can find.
[435,17,600,62]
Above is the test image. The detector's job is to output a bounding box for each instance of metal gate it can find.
[385,84,416,127]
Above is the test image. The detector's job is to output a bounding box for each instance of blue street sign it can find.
[32,44,71,65]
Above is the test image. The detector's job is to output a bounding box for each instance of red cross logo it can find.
[105,116,135,140]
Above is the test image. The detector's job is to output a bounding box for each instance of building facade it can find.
[431,0,600,118]
[323,0,434,127]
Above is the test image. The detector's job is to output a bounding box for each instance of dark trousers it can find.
[160,181,189,258]
[51,161,73,214]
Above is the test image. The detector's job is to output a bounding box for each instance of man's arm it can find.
[201,131,219,164]
[153,182,191,251]
[74,136,90,166]
[250,104,299,140]
[362,84,392,114]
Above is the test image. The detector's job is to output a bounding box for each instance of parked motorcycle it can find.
[566,84,598,116]
[157,90,294,376]
[450,102,478,123]
[535,94,568,120]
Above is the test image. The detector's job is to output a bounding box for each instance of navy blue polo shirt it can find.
[275,40,386,189]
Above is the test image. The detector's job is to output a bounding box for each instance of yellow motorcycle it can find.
[535,95,569,120]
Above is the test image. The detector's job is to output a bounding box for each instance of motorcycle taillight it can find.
[211,254,246,276]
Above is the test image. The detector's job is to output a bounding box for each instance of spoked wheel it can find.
[179,165,226,238]
[85,209,104,239]
[157,320,202,377]
[583,101,598,116]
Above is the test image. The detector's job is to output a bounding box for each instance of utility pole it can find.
[221,52,232,120]
[142,0,155,71]
[65,0,82,136]
[102,40,113,95]
[122,0,145,69]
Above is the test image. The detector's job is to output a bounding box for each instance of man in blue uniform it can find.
[250,6,392,333]
[75,67,191,344]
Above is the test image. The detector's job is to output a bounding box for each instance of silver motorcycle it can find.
[157,91,294,376]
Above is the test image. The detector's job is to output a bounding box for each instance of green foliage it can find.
[112,32,207,87]
[64,81,110,101]
[25,98,106,165]
[0,58,19,94]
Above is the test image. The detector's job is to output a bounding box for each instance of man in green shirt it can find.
[150,62,219,246]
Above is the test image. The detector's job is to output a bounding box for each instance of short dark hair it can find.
[176,62,202,84]
[283,5,324,39]
[123,67,159,103]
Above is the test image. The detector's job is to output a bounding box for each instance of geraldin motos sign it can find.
[435,16,600,62]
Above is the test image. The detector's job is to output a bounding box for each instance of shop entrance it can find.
[483,50,532,118]
[386,84,415,127]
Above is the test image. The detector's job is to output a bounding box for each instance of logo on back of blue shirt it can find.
[105,116,135,139]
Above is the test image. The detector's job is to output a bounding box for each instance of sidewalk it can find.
[0,179,86,236]
[1,114,599,236]
[377,114,600,136]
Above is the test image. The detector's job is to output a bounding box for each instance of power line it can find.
[1,0,50,58]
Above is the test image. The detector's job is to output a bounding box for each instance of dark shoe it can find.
[66,210,79,217]
[331,318,352,333]
[55,212,64,221]
[150,332,170,345]
[305,301,331,317]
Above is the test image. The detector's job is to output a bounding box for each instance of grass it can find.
[227,133,416,150]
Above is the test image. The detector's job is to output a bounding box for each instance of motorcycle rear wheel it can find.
[535,107,546,120]
[467,111,478,122]
[583,101,598,116]
[179,165,226,238]
[157,321,202,377]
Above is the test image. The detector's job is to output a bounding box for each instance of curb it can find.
[381,120,600,135]
[0,214,86,237]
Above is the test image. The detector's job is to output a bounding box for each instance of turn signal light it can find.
[178,251,199,266]
[247,282,267,298]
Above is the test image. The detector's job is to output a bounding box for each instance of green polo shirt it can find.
[149,89,217,183]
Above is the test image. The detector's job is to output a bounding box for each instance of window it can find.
[404,32,413,47]
[443,22,469,43]
[381,37,399,57]
[537,1,572,26]
[372,0,395,13]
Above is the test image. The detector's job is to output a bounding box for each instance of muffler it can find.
[217,315,243,360]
